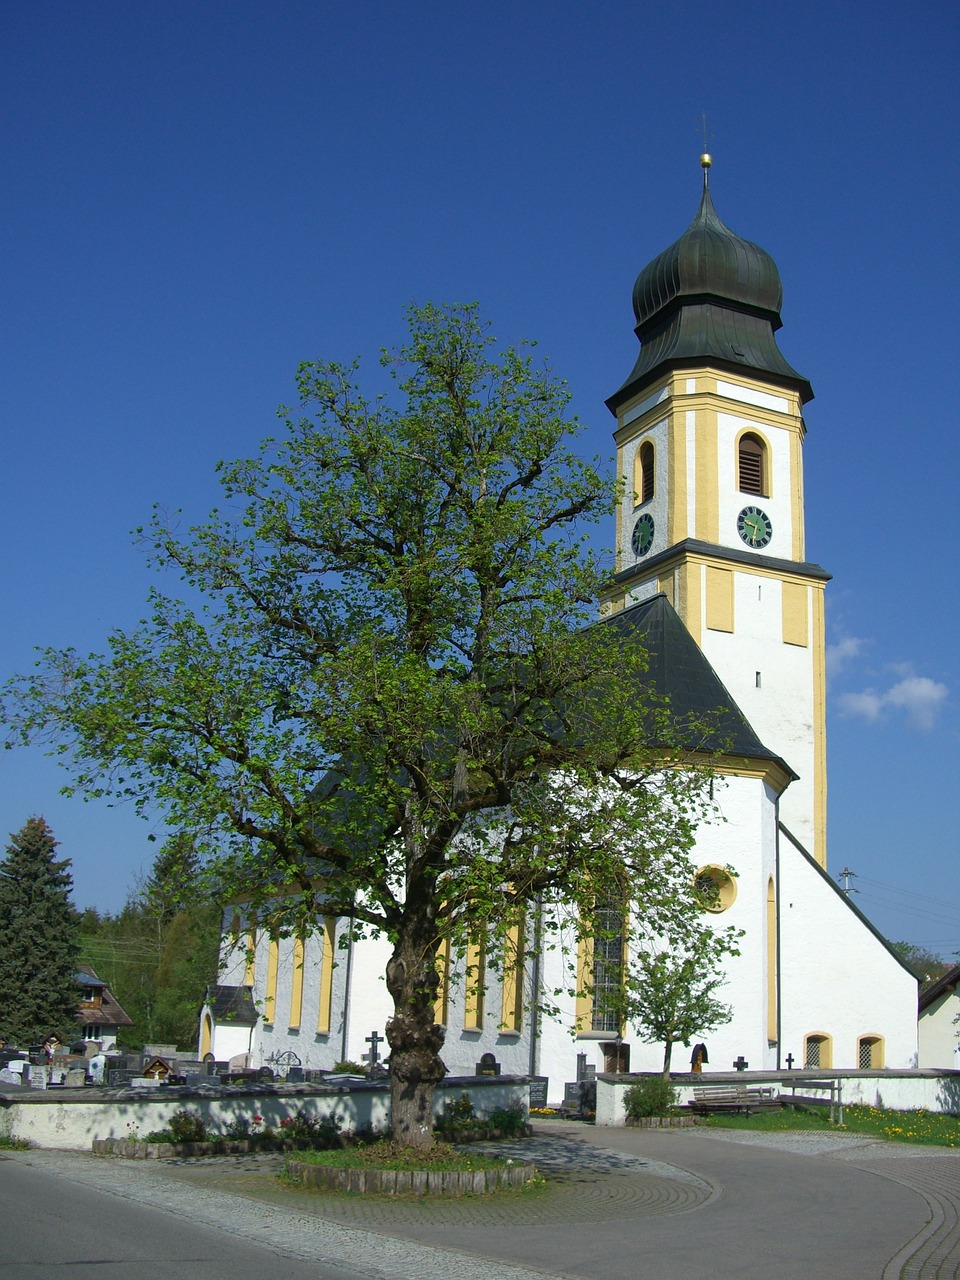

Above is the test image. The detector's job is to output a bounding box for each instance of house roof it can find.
[604,593,796,777]
[205,983,258,1025]
[919,963,960,1013]
[75,964,134,1028]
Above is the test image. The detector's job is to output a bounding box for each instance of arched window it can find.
[766,878,777,1043]
[634,440,655,504]
[738,433,767,496]
[804,1032,832,1068]
[858,1035,884,1069]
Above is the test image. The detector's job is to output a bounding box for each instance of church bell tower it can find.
[602,156,829,864]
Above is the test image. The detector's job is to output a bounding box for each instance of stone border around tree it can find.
[625,1115,699,1128]
[92,1137,315,1158]
[287,1158,537,1195]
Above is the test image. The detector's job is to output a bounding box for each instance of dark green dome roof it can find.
[608,171,813,411]
[632,186,783,327]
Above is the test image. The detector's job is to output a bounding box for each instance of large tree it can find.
[4,304,724,1144]
[0,817,81,1046]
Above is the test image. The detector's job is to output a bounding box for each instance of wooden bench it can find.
[687,1085,780,1115]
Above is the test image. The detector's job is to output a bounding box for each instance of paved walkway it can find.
[9,1120,960,1278]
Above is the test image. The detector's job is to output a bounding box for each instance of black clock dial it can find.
[737,505,773,549]
[631,513,655,557]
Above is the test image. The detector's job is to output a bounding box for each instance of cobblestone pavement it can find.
[10,1122,960,1278]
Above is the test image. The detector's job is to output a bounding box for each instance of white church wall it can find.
[778,833,918,1069]
[698,573,816,854]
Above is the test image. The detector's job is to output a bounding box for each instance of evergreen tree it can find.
[0,817,81,1046]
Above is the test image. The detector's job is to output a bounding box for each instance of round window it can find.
[694,865,737,913]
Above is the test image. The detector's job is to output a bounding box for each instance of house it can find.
[75,965,133,1050]
[201,157,919,1088]
[919,965,960,1068]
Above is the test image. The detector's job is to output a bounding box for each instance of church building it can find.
[201,159,918,1085]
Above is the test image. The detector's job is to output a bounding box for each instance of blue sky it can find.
[1,2,957,951]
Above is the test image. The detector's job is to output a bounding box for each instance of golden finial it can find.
[699,114,714,187]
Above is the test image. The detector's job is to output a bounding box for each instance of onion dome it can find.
[608,158,812,411]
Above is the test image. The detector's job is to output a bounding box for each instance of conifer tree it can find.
[0,817,81,1046]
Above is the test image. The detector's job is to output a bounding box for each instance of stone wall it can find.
[0,1075,527,1151]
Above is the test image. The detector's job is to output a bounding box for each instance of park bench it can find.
[687,1084,780,1115]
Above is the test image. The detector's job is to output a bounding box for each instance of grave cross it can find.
[733,1055,749,1072]
[365,1030,383,1070]
[785,1053,795,1070]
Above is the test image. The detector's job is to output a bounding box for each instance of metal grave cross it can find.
[733,1055,749,1072]
[365,1030,383,1070]
[785,1053,795,1070]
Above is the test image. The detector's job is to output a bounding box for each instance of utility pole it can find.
[838,867,858,895]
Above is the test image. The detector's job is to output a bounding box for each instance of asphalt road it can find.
[0,1152,370,1280]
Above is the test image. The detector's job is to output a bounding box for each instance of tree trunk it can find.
[385,920,447,1148]
[661,1038,674,1083]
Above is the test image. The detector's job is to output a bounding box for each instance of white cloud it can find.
[827,635,865,681]
[838,689,884,722]
[884,676,950,732]
[839,672,949,732]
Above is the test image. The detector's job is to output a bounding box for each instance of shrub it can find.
[329,1061,366,1074]
[623,1077,678,1120]
[486,1102,528,1137]
[168,1108,208,1142]
[435,1091,477,1134]
[223,1116,252,1140]
[279,1108,342,1148]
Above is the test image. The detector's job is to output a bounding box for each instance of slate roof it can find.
[604,592,796,776]
[205,983,258,1025]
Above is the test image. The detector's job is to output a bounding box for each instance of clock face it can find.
[737,505,773,549]
[631,513,655,557]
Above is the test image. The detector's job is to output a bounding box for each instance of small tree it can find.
[623,926,737,1081]
[4,304,725,1145]
[0,817,81,1046]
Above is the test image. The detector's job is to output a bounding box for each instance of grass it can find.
[0,1135,31,1151]
[291,1139,516,1172]
[704,1104,960,1148]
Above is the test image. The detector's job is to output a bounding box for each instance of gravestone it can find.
[0,1068,20,1086]
[286,1066,305,1083]
[528,1076,549,1109]
[563,1081,582,1112]
[476,1052,500,1076]
[28,1065,50,1089]
[64,1068,87,1087]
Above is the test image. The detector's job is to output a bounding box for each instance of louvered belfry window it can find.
[738,434,766,495]
[639,441,655,503]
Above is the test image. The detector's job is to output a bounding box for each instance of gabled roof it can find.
[919,963,960,1013]
[604,593,796,776]
[75,964,134,1028]
[205,983,258,1025]
[778,823,919,980]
